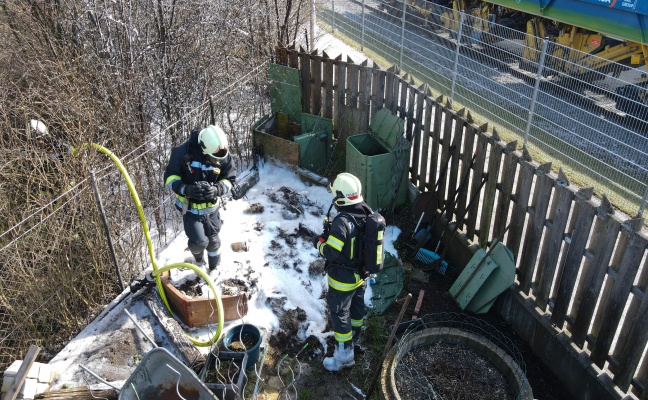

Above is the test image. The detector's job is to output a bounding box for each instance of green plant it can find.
[298,388,312,399]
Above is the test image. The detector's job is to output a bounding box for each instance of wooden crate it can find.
[160,274,248,328]
[253,114,300,167]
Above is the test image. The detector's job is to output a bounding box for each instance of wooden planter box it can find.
[160,273,248,328]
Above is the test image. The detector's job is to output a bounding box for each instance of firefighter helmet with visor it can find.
[328,172,363,206]
[198,125,229,163]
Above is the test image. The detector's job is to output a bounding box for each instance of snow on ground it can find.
[158,161,402,346]
[47,161,401,390]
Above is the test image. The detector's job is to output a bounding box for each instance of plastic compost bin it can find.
[346,108,409,211]
[293,114,333,175]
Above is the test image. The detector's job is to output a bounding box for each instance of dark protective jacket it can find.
[319,202,373,291]
[163,128,236,214]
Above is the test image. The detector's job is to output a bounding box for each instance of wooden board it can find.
[570,208,621,348]
[518,164,552,294]
[35,387,118,400]
[550,189,596,328]
[253,129,300,167]
[534,182,574,311]
[590,225,647,367]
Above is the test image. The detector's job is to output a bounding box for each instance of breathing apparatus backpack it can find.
[338,211,387,275]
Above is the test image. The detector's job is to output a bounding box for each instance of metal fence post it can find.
[90,170,125,291]
[399,0,407,70]
[361,0,366,51]
[638,185,648,217]
[524,37,548,147]
[332,0,335,33]
[450,11,465,104]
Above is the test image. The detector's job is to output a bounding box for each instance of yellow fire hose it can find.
[73,143,224,346]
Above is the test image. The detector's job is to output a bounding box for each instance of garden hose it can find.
[73,143,224,346]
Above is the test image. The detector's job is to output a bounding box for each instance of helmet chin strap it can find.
[326,191,345,220]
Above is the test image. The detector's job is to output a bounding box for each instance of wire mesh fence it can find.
[0,65,270,373]
[319,0,648,218]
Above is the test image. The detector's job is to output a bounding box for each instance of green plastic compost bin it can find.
[346,108,409,211]
[294,114,333,175]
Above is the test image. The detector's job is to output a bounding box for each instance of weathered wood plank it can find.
[416,94,434,191]
[333,55,346,135]
[300,51,311,114]
[410,85,425,188]
[505,157,533,269]
[466,130,489,239]
[288,47,299,69]
[477,136,503,247]
[347,62,360,109]
[404,78,416,141]
[534,175,574,311]
[493,141,517,239]
[446,109,464,218]
[323,52,334,119]
[613,269,648,392]
[571,199,621,348]
[36,387,118,400]
[431,98,444,209]
[275,47,288,65]
[312,51,322,116]
[360,61,372,123]
[370,66,386,121]
[5,345,41,400]
[384,66,397,113]
[590,220,647,367]
[518,163,553,294]
[438,108,453,217]
[398,74,408,119]
[456,121,477,220]
[550,188,596,328]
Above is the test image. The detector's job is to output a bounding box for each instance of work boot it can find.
[190,251,206,268]
[208,254,220,271]
[323,341,355,372]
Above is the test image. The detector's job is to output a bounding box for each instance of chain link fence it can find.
[0,66,269,372]
[319,0,648,218]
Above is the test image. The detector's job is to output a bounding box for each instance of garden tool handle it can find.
[365,293,413,399]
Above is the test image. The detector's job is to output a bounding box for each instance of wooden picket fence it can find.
[275,46,648,399]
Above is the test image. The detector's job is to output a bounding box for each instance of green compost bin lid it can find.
[268,63,301,123]
[368,108,404,150]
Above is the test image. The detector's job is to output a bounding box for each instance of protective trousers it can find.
[326,265,366,344]
[183,209,222,256]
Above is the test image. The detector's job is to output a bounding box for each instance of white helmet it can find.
[329,172,363,206]
[29,119,48,139]
[198,125,229,162]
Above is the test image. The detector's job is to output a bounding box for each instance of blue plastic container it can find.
[222,324,262,369]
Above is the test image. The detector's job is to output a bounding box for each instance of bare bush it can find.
[0,0,309,369]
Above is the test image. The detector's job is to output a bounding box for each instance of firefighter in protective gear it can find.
[164,124,236,271]
[314,172,373,371]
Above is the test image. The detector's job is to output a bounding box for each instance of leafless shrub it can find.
[0,0,307,370]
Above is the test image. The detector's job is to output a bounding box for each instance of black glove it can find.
[231,183,245,200]
[183,183,208,200]
[202,183,218,200]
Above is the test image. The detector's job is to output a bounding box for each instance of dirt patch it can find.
[175,199,573,400]
[252,202,574,400]
[395,342,513,399]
